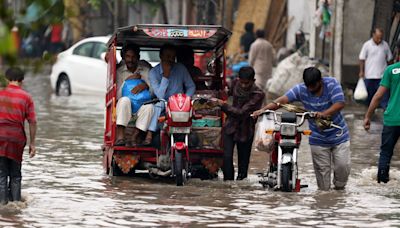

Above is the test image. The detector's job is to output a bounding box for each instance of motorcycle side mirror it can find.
[207,59,216,74]
[100,52,107,62]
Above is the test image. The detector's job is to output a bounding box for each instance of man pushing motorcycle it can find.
[253,67,351,191]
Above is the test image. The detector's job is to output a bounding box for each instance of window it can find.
[93,42,107,59]
[140,49,160,63]
[72,42,95,57]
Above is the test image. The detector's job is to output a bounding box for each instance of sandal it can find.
[126,140,138,147]
[142,132,153,146]
[114,139,126,146]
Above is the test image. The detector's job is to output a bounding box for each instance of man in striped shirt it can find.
[253,67,350,191]
[0,67,37,204]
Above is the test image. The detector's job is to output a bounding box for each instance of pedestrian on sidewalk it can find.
[364,62,400,184]
[0,67,37,205]
[359,28,392,108]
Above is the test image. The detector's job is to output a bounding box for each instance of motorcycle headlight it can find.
[280,124,296,136]
[170,111,190,122]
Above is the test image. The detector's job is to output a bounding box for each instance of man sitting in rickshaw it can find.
[177,46,207,90]
[115,43,154,146]
[147,44,196,140]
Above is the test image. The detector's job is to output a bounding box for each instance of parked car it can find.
[50,36,160,96]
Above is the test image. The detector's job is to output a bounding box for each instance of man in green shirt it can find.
[364,62,400,183]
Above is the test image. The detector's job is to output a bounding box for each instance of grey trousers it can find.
[310,141,351,191]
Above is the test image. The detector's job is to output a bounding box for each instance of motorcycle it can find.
[157,94,206,186]
[256,110,343,192]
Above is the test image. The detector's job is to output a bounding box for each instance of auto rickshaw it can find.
[102,24,232,185]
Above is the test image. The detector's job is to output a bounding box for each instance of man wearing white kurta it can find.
[115,44,154,146]
[359,28,393,108]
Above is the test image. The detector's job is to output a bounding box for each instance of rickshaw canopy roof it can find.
[107,24,232,51]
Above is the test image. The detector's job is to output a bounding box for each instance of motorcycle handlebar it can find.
[142,98,165,105]
[252,110,344,136]
[251,110,312,127]
[191,97,208,105]
[144,97,208,106]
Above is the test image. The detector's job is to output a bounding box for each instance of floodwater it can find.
[1,72,400,227]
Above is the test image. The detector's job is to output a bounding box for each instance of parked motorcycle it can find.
[256,110,343,192]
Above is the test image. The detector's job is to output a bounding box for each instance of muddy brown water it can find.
[1,72,400,227]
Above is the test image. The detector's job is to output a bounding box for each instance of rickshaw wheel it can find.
[110,158,123,176]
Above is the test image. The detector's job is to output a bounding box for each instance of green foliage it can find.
[0,0,14,28]
[1,0,64,68]
[0,73,7,88]
[87,0,101,10]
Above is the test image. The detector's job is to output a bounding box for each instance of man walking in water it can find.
[0,67,37,204]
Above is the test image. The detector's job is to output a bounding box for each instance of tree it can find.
[1,0,66,70]
[63,0,86,44]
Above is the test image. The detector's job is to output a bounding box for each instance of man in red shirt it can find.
[0,67,37,205]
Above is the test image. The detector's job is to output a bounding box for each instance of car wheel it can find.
[56,74,71,96]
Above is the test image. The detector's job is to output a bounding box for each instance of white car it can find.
[50,36,159,96]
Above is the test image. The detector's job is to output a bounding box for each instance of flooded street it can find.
[1,72,400,227]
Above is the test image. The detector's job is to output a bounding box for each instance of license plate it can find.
[169,127,191,134]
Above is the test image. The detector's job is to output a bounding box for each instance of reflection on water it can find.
[0,72,400,227]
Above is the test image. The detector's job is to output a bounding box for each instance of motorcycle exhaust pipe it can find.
[148,167,172,177]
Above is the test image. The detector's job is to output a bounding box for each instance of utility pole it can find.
[331,0,344,83]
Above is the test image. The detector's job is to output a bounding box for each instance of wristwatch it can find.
[272,101,281,107]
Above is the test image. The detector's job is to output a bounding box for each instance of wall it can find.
[286,0,315,51]
[342,0,374,86]
[343,0,375,66]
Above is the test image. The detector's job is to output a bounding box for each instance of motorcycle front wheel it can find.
[174,150,187,186]
[281,163,292,192]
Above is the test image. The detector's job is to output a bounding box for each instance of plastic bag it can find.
[253,113,275,153]
[121,79,152,113]
[354,78,368,101]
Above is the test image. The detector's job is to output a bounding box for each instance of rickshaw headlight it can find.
[170,111,190,122]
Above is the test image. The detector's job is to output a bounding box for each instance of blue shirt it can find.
[149,62,196,99]
[285,77,349,146]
